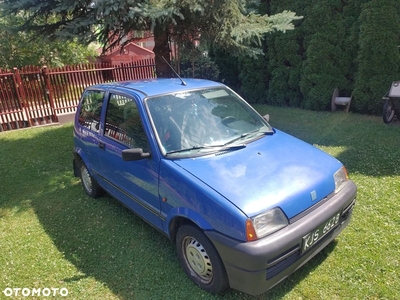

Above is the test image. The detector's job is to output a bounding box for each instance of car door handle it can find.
[99,142,105,150]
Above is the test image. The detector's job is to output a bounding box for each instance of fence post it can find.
[42,66,58,122]
[13,67,32,127]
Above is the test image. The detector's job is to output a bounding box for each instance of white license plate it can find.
[302,212,341,253]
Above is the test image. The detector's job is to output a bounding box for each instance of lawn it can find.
[1,105,399,299]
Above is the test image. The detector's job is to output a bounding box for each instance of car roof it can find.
[88,78,225,98]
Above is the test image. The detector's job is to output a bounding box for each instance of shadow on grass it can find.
[30,169,337,300]
[0,123,348,299]
[32,177,188,298]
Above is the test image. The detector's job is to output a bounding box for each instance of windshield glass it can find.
[145,87,272,157]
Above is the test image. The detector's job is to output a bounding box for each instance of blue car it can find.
[73,78,356,295]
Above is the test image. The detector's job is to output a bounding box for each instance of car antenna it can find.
[162,56,186,86]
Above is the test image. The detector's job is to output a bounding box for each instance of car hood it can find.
[173,130,343,218]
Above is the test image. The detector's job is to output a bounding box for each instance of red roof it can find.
[97,41,155,65]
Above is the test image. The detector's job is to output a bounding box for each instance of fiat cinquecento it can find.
[73,78,356,295]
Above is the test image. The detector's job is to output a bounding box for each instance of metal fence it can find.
[0,59,156,132]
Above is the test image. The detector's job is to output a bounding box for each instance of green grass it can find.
[1,106,399,299]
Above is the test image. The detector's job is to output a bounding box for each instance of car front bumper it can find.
[205,180,357,296]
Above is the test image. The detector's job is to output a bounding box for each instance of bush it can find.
[179,47,220,81]
[353,0,400,114]
[238,55,268,103]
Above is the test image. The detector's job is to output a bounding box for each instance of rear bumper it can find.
[206,180,357,296]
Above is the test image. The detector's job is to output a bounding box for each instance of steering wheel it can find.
[221,116,236,125]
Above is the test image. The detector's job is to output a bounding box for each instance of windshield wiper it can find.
[165,128,273,156]
[224,128,273,146]
[166,143,246,156]
[223,133,252,146]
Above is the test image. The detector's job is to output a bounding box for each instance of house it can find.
[96,38,155,65]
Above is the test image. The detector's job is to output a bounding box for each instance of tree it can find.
[178,42,220,81]
[209,46,241,92]
[299,0,358,110]
[0,0,301,77]
[0,15,97,69]
[353,0,400,114]
[265,1,306,107]
[235,52,268,103]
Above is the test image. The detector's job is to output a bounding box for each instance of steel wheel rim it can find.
[81,167,93,194]
[182,236,213,284]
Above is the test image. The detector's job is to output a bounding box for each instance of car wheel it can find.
[383,99,395,124]
[176,225,229,294]
[80,163,103,198]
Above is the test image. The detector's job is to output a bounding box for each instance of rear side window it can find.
[104,94,149,151]
[78,90,106,132]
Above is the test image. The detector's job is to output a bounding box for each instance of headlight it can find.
[246,207,288,241]
[334,166,349,193]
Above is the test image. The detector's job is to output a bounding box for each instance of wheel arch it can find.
[73,151,83,177]
[169,216,190,243]
[73,146,91,177]
[168,210,214,244]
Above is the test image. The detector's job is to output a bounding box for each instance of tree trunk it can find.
[153,23,173,78]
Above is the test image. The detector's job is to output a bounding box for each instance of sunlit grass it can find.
[1,106,399,299]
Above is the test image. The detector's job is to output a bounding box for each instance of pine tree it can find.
[0,0,301,77]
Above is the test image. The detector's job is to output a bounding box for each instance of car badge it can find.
[310,190,317,201]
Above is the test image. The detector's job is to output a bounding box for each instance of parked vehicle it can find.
[382,80,400,123]
[73,78,357,295]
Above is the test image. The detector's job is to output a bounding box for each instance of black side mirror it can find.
[122,148,151,161]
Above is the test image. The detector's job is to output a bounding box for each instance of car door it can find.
[97,92,162,229]
[75,89,106,176]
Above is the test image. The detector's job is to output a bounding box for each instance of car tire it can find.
[383,99,395,124]
[80,163,103,198]
[176,224,229,294]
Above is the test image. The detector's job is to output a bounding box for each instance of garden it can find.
[1,106,399,299]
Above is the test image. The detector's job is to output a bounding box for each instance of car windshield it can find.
[145,87,273,157]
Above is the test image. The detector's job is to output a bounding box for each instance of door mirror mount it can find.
[122,148,151,161]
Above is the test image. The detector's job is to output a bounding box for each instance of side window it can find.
[104,94,149,151]
[78,90,105,132]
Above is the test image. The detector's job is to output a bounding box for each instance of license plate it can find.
[302,212,341,253]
